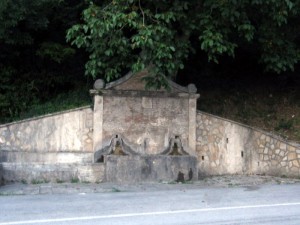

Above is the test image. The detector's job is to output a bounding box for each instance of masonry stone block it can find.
[292,160,300,168]
[288,152,297,161]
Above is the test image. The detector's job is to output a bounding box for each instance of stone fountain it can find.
[91,70,199,183]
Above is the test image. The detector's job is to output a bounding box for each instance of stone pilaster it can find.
[93,95,103,152]
[188,95,199,152]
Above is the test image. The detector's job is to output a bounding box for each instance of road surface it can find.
[1,183,300,225]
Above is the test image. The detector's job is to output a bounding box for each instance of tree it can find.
[66,0,300,89]
[0,0,87,122]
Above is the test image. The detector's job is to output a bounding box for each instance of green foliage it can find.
[56,179,65,183]
[67,0,300,89]
[21,179,28,185]
[0,66,40,122]
[0,0,61,45]
[111,187,121,192]
[66,0,193,89]
[71,177,80,183]
[31,179,47,185]
[13,90,91,122]
[36,42,76,63]
[0,67,15,110]
[0,0,88,123]
[275,119,294,131]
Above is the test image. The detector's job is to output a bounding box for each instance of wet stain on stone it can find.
[188,168,193,181]
[244,186,260,191]
[176,171,185,182]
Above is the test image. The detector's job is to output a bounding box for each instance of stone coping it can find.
[0,105,92,128]
[197,110,300,148]
[90,89,200,99]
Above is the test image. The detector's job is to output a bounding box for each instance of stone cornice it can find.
[90,89,200,99]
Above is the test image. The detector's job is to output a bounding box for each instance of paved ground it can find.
[1,176,300,225]
[0,175,299,195]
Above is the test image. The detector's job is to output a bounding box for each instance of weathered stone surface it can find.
[288,152,297,161]
[0,107,93,152]
[93,79,105,90]
[0,150,93,163]
[280,143,287,150]
[292,160,300,168]
[0,162,104,183]
[105,155,197,183]
[101,94,196,155]
[196,111,300,177]
[187,84,197,93]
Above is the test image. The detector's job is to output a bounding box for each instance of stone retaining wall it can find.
[196,111,300,177]
[0,106,97,183]
[2,105,300,182]
[0,106,93,154]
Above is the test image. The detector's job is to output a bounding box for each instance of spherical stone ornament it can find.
[187,84,197,93]
[94,79,105,90]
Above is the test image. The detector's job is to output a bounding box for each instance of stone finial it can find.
[187,84,197,93]
[94,79,105,90]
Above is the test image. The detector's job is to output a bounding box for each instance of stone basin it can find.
[104,155,197,183]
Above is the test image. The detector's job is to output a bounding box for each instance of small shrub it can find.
[71,177,79,183]
[21,179,27,184]
[275,119,294,131]
[111,187,121,192]
[31,179,44,185]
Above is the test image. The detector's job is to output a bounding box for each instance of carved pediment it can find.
[93,69,197,93]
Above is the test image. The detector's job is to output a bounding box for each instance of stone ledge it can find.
[0,151,93,163]
[0,163,104,183]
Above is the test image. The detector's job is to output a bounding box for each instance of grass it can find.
[31,179,48,185]
[56,179,65,184]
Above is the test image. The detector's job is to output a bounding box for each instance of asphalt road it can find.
[1,183,300,225]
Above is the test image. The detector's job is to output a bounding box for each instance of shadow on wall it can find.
[0,164,4,186]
